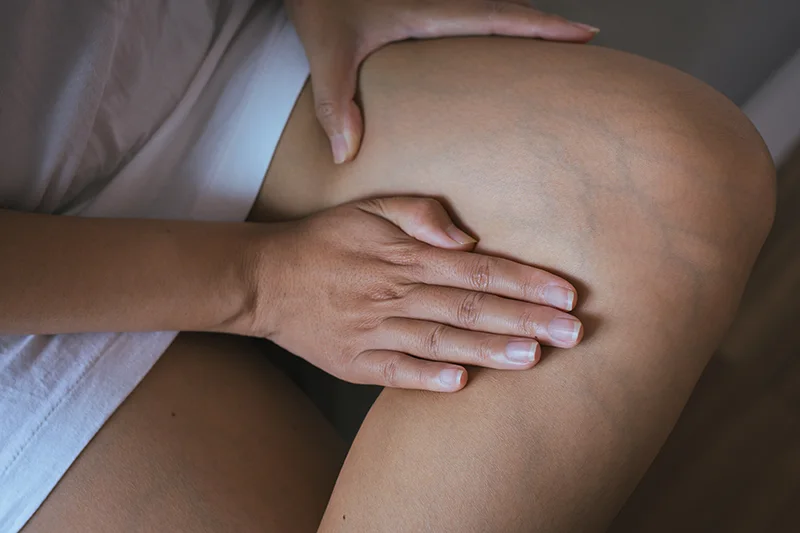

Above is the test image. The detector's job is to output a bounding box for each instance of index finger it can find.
[418,249,578,311]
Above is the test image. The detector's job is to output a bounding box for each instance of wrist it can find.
[217,222,284,339]
[163,220,270,337]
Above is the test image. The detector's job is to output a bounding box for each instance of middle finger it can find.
[404,284,583,348]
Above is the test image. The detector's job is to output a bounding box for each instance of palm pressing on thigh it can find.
[239,0,594,392]
[240,197,583,392]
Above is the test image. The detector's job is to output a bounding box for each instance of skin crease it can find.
[24,38,774,533]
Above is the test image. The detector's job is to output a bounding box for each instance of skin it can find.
[285,0,598,163]
[23,334,347,533]
[0,200,582,391]
[258,38,775,532]
[24,38,774,532]
[256,196,584,391]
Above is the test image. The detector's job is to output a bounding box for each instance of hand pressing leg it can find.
[255,37,775,532]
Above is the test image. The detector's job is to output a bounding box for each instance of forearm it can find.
[0,209,261,335]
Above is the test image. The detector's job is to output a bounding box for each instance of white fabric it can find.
[0,1,310,530]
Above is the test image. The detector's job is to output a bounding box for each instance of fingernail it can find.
[331,134,348,164]
[544,285,576,311]
[548,316,582,344]
[437,368,464,390]
[344,129,358,158]
[445,224,478,245]
[571,22,600,33]
[505,340,539,364]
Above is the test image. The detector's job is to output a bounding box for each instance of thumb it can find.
[308,46,364,164]
[358,197,478,250]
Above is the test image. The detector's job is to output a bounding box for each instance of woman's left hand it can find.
[285,0,598,164]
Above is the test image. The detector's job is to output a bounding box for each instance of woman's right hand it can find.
[242,197,583,392]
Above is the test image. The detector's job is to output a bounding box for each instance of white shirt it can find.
[0,1,309,529]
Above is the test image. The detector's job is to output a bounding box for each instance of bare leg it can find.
[254,38,775,532]
[23,334,345,533]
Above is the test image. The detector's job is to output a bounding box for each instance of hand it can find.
[247,197,583,392]
[285,0,599,164]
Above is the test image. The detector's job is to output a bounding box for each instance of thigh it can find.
[254,38,774,532]
[23,333,345,533]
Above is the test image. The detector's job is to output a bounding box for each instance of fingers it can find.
[356,196,578,309]
[349,350,467,392]
[404,285,583,347]
[343,289,584,390]
[402,1,599,43]
[357,197,478,250]
[302,2,597,164]
[306,33,364,164]
[419,248,578,311]
[378,318,543,370]
[298,0,598,164]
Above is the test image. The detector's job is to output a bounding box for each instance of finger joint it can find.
[516,309,541,339]
[473,335,495,364]
[380,356,402,387]
[457,291,487,329]
[466,256,492,292]
[519,276,545,303]
[367,283,408,303]
[425,324,448,360]
[409,198,442,227]
[315,101,336,122]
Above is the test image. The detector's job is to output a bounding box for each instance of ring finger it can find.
[379,318,543,369]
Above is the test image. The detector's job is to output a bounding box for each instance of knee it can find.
[616,55,777,261]
[633,81,776,274]
[640,93,775,320]
[616,51,776,278]
[360,37,775,269]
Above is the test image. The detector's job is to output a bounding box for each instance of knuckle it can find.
[354,312,387,332]
[457,291,487,328]
[315,101,337,122]
[516,309,541,339]
[466,255,492,292]
[520,277,544,302]
[418,197,442,210]
[380,356,402,387]
[355,197,384,215]
[411,365,428,387]
[409,198,441,225]
[388,241,426,268]
[367,282,409,303]
[473,336,495,363]
[425,324,448,360]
